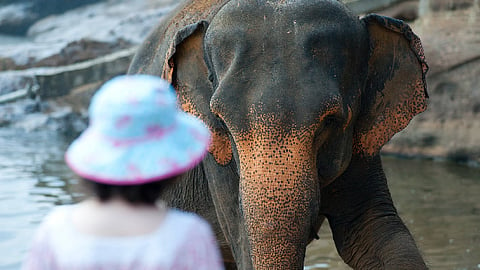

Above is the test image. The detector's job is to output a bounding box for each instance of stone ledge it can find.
[0,46,137,101]
[345,0,409,14]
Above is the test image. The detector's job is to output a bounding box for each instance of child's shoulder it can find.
[42,204,75,225]
[33,204,76,239]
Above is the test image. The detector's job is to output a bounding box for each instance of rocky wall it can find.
[382,5,480,166]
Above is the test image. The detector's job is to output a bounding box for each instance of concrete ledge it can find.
[0,88,30,104]
[346,0,409,14]
[0,46,137,101]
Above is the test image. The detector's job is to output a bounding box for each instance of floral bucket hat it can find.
[65,75,211,185]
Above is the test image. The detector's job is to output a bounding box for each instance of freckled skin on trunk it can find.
[235,129,321,269]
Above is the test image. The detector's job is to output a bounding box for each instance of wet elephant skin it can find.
[128,0,429,269]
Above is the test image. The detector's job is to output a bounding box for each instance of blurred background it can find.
[0,0,478,269]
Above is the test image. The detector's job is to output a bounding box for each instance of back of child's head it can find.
[65,75,211,199]
[82,176,180,205]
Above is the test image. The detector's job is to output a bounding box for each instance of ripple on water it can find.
[304,263,331,269]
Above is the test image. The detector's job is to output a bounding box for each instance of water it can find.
[0,129,79,270]
[305,156,480,269]
[0,129,479,269]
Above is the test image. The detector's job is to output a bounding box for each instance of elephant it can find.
[128,0,429,269]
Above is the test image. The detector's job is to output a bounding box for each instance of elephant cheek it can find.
[235,132,320,269]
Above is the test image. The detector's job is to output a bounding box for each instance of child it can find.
[22,75,224,270]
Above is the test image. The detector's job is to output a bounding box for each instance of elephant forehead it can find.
[211,0,357,33]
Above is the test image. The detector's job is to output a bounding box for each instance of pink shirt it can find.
[22,205,224,270]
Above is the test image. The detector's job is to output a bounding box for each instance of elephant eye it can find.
[323,115,342,128]
[211,110,229,131]
[207,71,217,88]
[204,45,219,88]
[324,116,336,126]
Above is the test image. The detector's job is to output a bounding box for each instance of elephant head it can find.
[129,0,428,269]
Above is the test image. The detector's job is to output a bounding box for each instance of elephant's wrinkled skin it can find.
[128,0,429,269]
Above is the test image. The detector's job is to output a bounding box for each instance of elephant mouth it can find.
[316,158,340,187]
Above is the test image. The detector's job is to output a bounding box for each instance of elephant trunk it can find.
[236,130,320,269]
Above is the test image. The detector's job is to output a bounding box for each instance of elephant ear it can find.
[165,22,233,166]
[353,14,429,156]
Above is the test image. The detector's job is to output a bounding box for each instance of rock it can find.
[7,38,133,70]
[0,0,104,36]
[0,47,135,133]
[45,106,88,138]
[0,0,178,135]
[23,102,40,114]
[0,0,176,70]
[0,95,88,136]
[1,98,44,131]
[13,112,49,132]
[375,0,419,22]
[430,0,475,11]
[0,73,37,95]
[0,2,34,36]
[54,82,104,114]
[345,0,419,15]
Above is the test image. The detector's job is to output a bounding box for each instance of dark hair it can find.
[82,176,180,205]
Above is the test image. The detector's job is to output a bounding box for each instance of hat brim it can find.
[65,112,211,185]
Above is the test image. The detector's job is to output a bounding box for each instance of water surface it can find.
[0,129,479,269]
[0,129,78,270]
[305,156,480,269]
